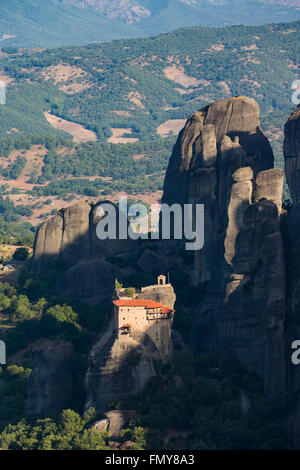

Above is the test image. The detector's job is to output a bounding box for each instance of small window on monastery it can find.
[123,317,125,320]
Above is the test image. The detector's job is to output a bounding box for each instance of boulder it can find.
[91,419,109,433]
[105,410,135,438]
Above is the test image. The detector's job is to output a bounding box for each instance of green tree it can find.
[45,304,79,325]
[13,247,29,261]
[0,293,11,311]
[10,295,35,321]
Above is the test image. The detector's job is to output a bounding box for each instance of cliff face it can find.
[282,106,300,447]
[163,96,286,406]
[85,327,164,413]
[30,201,132,304]
[163,97,274,284]
[31,201,133,274]
[284,106,300,203]
[220,184,286,405]
[162,99,300,445]
[26,340,76,417]
[163,96,274,207]
[85,283,176,413]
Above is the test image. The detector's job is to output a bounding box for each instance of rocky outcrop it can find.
[85,319,173,413]
[221,196,286,406]
[284,106,300,203]
[31,213,64,277]
[183,100,300,444]
[30,201,133,304]
[283,106,300,447]
[163,96,274,285]
[26,340,76,417]
[31,201,132,276]
[84,281,176,412]
[138,283,176,309]
[162,96,287,405]
[163,96,274,208]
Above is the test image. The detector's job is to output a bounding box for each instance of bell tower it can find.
[157,274,166,286]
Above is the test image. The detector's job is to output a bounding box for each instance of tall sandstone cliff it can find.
[163,99,300,446]
[30,201,133,304]
[283,105,300,447]
[163,96,286,408]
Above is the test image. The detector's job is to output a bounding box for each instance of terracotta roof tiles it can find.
[113,298,175,313]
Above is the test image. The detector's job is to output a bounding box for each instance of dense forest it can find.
[0,21,298,141]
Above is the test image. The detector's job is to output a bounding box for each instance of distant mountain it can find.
[0,0,299,48]
[62,0,152,24]
[0,0,140,48]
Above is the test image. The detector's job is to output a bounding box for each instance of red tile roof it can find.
[113,299,175,313]
[122,323,132,328]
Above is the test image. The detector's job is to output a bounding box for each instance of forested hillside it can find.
[0,21,298,227]
[1,22,298,141]
[0,0,299,48]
